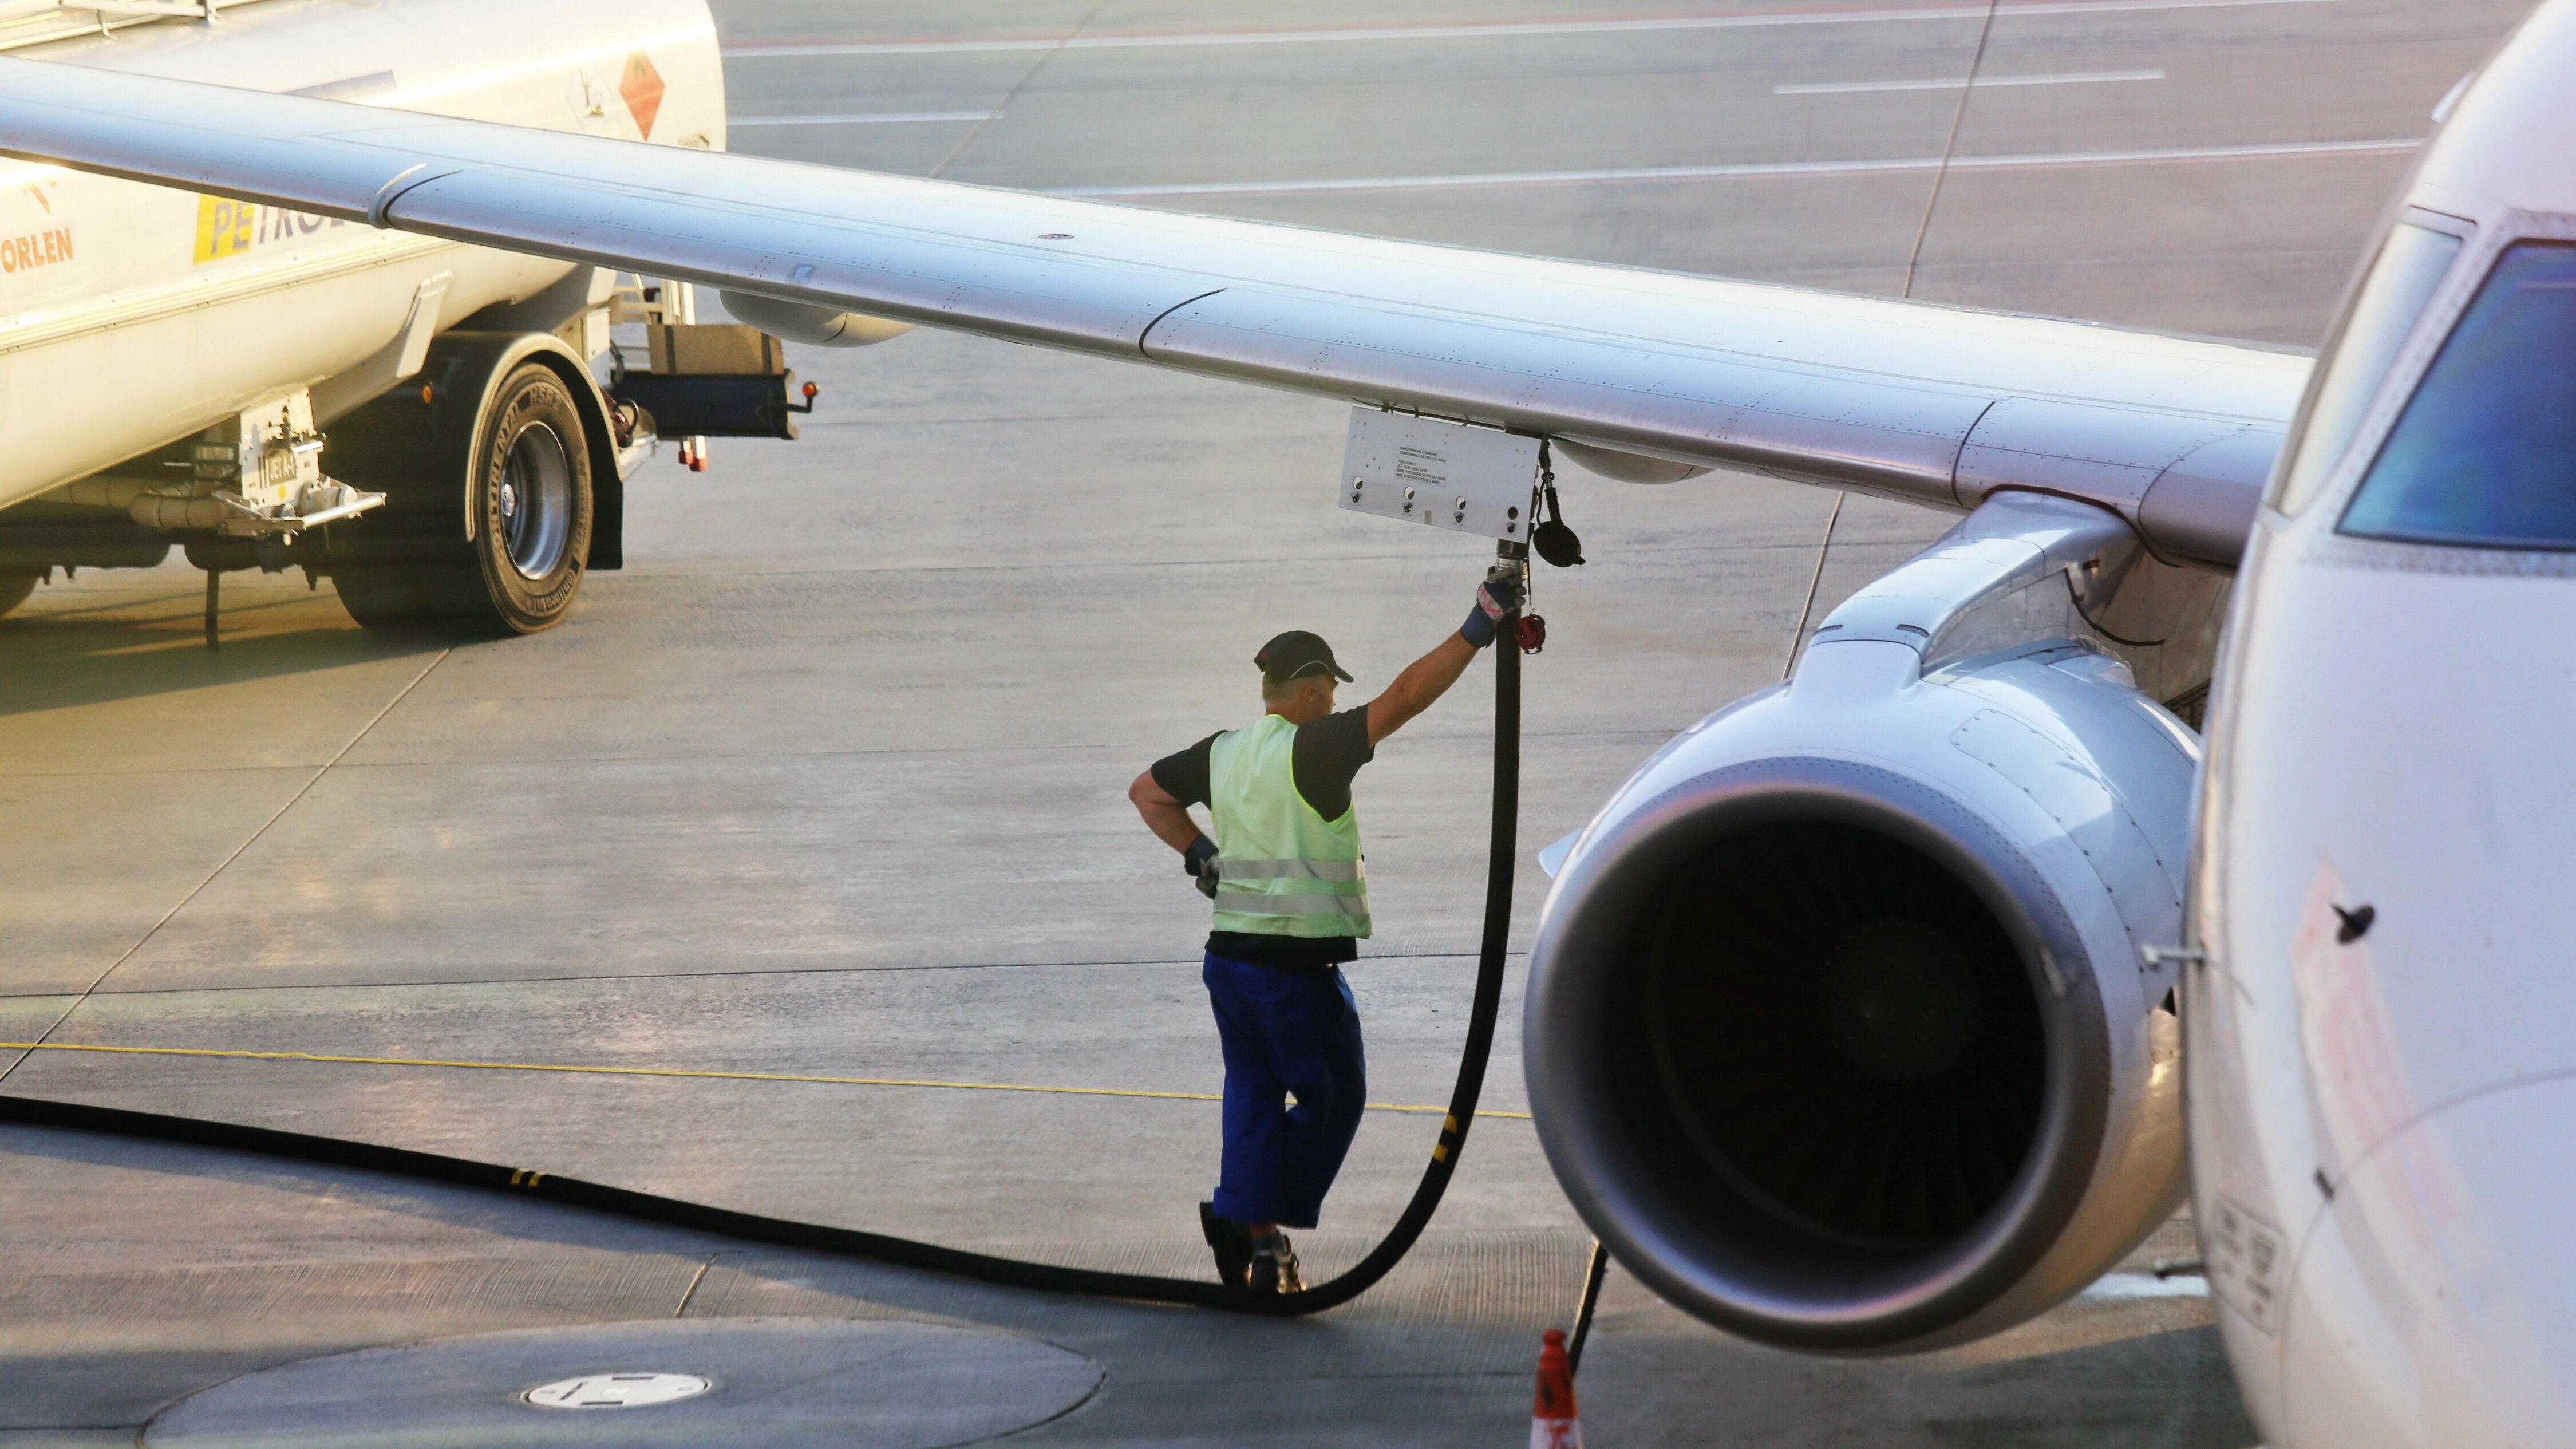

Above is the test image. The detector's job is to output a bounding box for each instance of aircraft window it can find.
[2341,242,2576,550]
[2271,222,2464,515]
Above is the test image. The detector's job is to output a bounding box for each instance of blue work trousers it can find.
[1203,953,1367,1229]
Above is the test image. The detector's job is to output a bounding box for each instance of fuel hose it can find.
[0,571,1528,1318]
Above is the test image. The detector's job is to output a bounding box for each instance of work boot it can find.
[1200,1202,1252,1288]
[1247,1229,1305,1294]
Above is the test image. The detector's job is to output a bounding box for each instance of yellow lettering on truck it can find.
[193,195,256,263]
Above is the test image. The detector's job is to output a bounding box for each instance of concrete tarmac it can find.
[0,0,2531,1442]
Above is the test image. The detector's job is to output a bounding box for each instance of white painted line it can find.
[1776,68,2164,94]
[728,110,990,127]
[1053,136,2423,198]
[2083,1272,2211,1301]
[726,0,2327,58]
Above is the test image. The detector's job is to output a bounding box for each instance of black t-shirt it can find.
[1152,707,1376,970]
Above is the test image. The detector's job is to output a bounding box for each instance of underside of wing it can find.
[0,56,2307,567]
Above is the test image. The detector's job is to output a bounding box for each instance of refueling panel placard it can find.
[1340,408,1540,543]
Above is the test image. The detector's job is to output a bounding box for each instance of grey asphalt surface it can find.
[0,0,2530,1443]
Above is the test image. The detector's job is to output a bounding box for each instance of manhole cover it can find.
[523,1372,713,1409]
[147,1318,1101,1448]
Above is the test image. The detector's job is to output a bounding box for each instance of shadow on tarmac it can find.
[0,583,445,718]
[1,1118,2263,1446]
[0,1123,651,1258]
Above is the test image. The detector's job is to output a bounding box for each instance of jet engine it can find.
[1525,492,2204,1353]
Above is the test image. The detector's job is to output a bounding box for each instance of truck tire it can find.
[332,361,593,635]
[0,571,36,621]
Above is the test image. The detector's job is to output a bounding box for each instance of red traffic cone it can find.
[1531,1328,1582,1448]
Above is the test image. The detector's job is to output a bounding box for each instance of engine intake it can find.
[1527,625,2195,1352]
[1624,814,2050,1255]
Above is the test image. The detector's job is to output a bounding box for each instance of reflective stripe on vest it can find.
[1213,884,1369,915]
[1207,713,1370,939]
[1216,858,1363,881]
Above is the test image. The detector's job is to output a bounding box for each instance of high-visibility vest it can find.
[1207,713,1371,938]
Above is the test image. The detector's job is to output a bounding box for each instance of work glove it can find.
[1459,563,1524,649]
[1185,835,1220,899]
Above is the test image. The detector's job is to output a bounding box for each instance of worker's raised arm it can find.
[1365,567,1522,747]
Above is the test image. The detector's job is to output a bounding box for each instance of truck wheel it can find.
[0,571,36,621]
[334,362,592,635]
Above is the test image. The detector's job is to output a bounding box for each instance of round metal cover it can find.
[523,1372,713,1409]
[146,1318,1102,1448]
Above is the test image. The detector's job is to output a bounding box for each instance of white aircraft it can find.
[2,0,2566,1442]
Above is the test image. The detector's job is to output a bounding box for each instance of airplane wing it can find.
[0,56,2306,568]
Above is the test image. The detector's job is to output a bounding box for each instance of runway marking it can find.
[927,0,1113,179]
[0,648,453,1088]
[728,110,991,127]
[724,0,2328,57]
[0,1041,1530,1119]
[1774,67,2164,93]
[2083,1271,2211,1300]
[1053,136,2421,198]
[1900,0,1996,299]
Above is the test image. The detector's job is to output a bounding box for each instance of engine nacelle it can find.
[1526,492,2203,1353]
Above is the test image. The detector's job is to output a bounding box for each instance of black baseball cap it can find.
[1254,630,1353,685]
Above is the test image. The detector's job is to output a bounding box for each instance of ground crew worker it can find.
[1127,566,1523,1293]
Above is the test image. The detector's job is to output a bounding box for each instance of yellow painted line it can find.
[0,1041,1532,1120]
